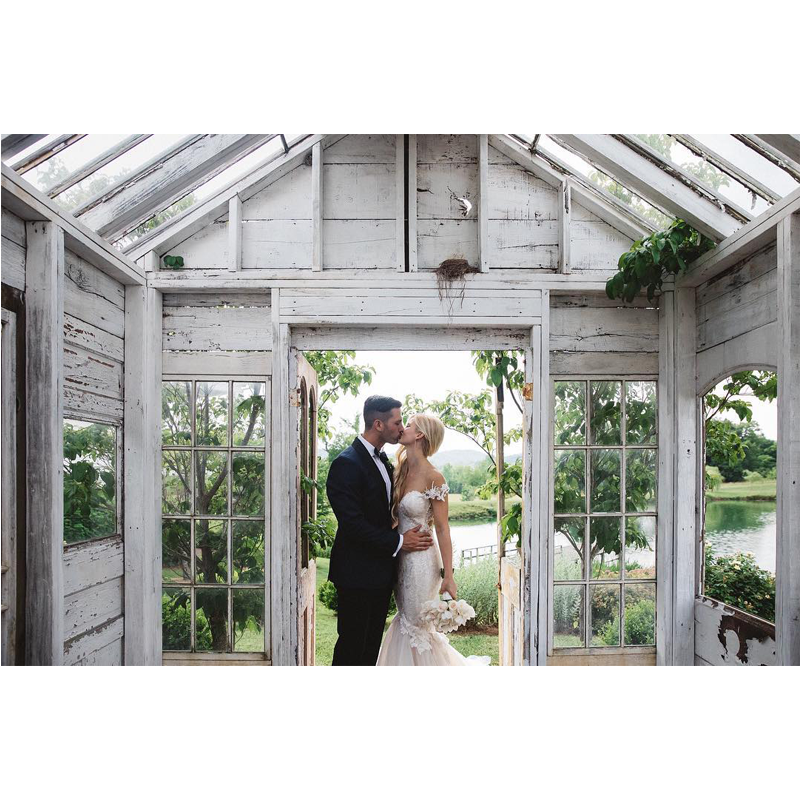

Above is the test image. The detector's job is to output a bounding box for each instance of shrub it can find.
[461,484,476,501]
[705,465,723,491]
[743,470,764,482]
[602,597,656,646]
[454,556,498,627]
[161,592,211,650]
[704,548,775,622]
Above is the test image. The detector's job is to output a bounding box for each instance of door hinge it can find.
[522,383,533,401]
[290,388,301,407]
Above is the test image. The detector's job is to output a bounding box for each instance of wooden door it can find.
[1,310,19,665]
[295,353,318,666]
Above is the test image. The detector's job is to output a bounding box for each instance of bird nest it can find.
[434,259,480,315]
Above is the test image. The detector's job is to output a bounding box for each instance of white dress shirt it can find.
[357,435,403,557]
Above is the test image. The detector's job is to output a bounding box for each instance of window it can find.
[63,419,119,545]
[552,380,658,650]
[161,380,268,653]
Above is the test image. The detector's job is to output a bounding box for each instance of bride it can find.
[377,413,491,667]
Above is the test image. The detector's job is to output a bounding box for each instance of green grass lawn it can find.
[706,478,776,501]
[448,494,498,522]
[314,558,498,665]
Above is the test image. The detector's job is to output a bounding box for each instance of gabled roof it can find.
[3,133,799,257]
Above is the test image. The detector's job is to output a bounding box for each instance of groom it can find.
[326,395,434,666]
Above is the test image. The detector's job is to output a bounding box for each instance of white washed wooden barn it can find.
[1,133,798,666]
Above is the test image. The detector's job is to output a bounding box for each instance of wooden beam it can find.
[478,134,489,272]
[733,135,800,183]
[672,134,780,203]
[47,135,152,198]
[395,135,405,272]
[680,186,800,288]
[25,221,64,665]
[76,134,272,240]
[1,163,145,286]
[407,135,418,271]
[13,134,86,174]
[124,286,162,665]
[616,134,752,224]
[757,134,800,166]
[311,143,323,272]
[558,180,571,273]
[777,212,800,665]
[123,135,322,261]
[2,134,47,159]
[554,134,739,240]
[488,134,563,188]
[228,195,242,272]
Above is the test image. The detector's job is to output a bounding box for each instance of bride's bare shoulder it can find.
[423,468,448,499]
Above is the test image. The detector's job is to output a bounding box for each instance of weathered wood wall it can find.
[549,295,660,375]
[1,208,26,291]
[151,135,635,274]
[694,596,776,665]
[62,249,126,665]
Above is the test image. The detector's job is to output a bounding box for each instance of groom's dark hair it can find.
[363,395,402,429]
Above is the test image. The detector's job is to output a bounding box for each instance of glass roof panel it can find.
[50,134,188,214]
[690,134,799,197]
[5,134,64,167]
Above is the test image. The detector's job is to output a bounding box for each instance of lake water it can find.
[449,501,777,574]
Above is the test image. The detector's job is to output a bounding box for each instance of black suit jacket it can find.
[326,438,400,590]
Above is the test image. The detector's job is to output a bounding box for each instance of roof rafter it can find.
[13,134,86,174]
[733,135,800,183]
[48,134,152,198]
[124,134,326,259]
[75,134,274,240]
[672,134,780,203]
[2,134,47,159]
[553,134,739,240]
[756,134,800,165]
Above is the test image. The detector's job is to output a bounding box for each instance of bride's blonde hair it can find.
[391,413,445,525]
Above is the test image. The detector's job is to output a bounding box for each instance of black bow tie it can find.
[374,449,392,470]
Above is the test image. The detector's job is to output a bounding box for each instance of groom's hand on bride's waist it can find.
[401,524,434,552]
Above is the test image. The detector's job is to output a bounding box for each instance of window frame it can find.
[549,375,659,656]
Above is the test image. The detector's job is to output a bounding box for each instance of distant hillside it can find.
[431,449,522,468]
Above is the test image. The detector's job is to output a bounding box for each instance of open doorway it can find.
[300,349,526,666]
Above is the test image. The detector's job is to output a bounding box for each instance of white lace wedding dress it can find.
[376,483,491,667]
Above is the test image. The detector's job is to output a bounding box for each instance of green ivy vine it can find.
[605,219,715,302]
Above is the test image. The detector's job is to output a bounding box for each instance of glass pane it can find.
[625,381,657,444]
[162,381,191,445]
[162,519,191,583]
[232,452,265,516]
[624,584,656,646]
[63,419,117,543]
[554,450,585,514]
[553,585,585,648]
[233,382,267,446]
[554,381,586,445]
[625,517,656,579]
[196,382,228,446]
[162,450,191,515]
[232,520,265,584]
[233,589,265,652]
[590,584,621,647]
[195,519,228,584]
[591,449,621,512]
[590,517,621,579]
[162,589,191,651]
[590,381,621,445]
[554,518,584,580]
[195,451,228,516]
[626,449,657,512]
[196,588,229,652]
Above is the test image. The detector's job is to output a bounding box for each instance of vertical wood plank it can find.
[124,285,163,665]
[657,291,676,665]
[777,212,800,665]
[478,134,489,272]
[228,195,242,272]
[396,134,405,272]
[270,290,293,663]
[144,251,159,273]
[673,287,697,664]
[25,221,64,665]
[536,293,550,664]
[558,180,572,274]
[311,143,323,271]
[407,135,418,271]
